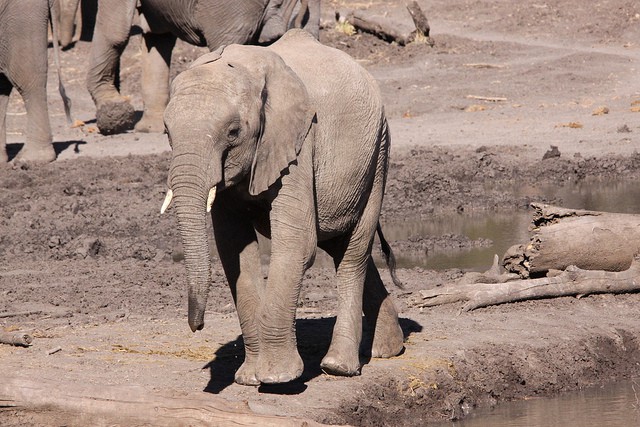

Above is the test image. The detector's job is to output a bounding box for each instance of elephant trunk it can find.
[170,154,218,332]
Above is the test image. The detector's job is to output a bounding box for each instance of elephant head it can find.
[162,45,314,332]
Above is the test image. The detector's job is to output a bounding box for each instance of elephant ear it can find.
[189,45,226,68]
[248,51,314,196]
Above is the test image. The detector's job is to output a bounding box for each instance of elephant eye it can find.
[227,126,240,141]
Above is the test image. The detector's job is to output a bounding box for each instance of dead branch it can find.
[406,1,430,35]
[0,331,33,347]
[0,310,42,318]
[504,203,640,277]
[414,256,640,311]
[345,2,434,46]
[0,376,336,427]
[466,95,508,102]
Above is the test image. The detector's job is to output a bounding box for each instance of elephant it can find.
[161,29,405,385]
[87,0,320,136]
[0,0,72,164]
[55,0,97,49]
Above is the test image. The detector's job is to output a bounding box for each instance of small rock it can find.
[542,145,561,160]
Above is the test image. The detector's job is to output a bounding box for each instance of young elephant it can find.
[0,0,71,164]
[162,29,404,385]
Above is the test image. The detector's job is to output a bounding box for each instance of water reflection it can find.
[434,379,640,427]
[383,179,640,272]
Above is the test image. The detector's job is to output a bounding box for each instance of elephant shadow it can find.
[6,141,87,162]
[203,316,422,395]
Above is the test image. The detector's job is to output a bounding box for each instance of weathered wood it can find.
[0,376,338,427]
[414,256,640,311]
[0,331,33,347]
[0,310,42,319]
[347,9,411,44]
[406,1,430,36]
[503,203,640,277]
[343,3,434,46]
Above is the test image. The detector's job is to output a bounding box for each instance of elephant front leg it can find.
[255,192,317,384]
[212,203,263,386]
[134,32,176,133]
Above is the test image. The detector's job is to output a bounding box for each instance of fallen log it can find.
[503,203,640,277]
[0,376,337,427]
[0,331,33,347]
[344,2,434,46]
[414,255,640,311]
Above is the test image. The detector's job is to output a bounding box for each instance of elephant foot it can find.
[234,360,260,386]
[134,113,165,133]
[12,144,56,165]
[370,321,405,358]
[256,350,303,384]
[96,101,136,135]
[321,349,361,377]
[369,300,405,358]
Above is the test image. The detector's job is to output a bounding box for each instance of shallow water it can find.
[386,179,640,271]
[434,379,640,427]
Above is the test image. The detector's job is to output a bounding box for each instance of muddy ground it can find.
[2,0,640,425]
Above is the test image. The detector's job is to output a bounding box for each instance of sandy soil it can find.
[2,1,640,425]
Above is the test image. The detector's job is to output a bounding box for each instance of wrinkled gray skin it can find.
[87,0,320,135]
[57,0,81,49]
[163,29,404,385]
[55,0,97,49]
[0,0,69,164]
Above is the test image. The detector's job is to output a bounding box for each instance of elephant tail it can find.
[376,223,404,289]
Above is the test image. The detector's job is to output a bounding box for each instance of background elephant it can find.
[87,0,320,135]
[55,0,97,49]
[162,29,404,385]
[0,0,71,164]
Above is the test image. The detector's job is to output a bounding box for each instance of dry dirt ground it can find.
[2,0,640,425]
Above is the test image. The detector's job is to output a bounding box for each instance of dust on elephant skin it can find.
[163,29,404,385]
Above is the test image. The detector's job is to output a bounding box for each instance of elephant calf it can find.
[162,29,404,385]
[0,0,71,164]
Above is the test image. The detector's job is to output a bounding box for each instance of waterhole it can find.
[434,378,640,427]
[382,179,640,271]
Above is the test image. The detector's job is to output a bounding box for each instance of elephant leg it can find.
[10,66,55,164]
[211,198,263,386]
[87,0,137,134]
[319,232,370,376]
[134,32,176,133]
[59,0,81,49]
[362,259,404,358]
[255,178,317,384]
[0,75,11,163]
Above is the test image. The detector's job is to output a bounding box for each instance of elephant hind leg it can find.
[9,65,55,164]
[0,75,11,163]
[361,259,405,358]
[318,235,367,377]
[135,32,176,133]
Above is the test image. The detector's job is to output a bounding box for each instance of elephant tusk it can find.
[160,189,173,214]
[206,187,217,212]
